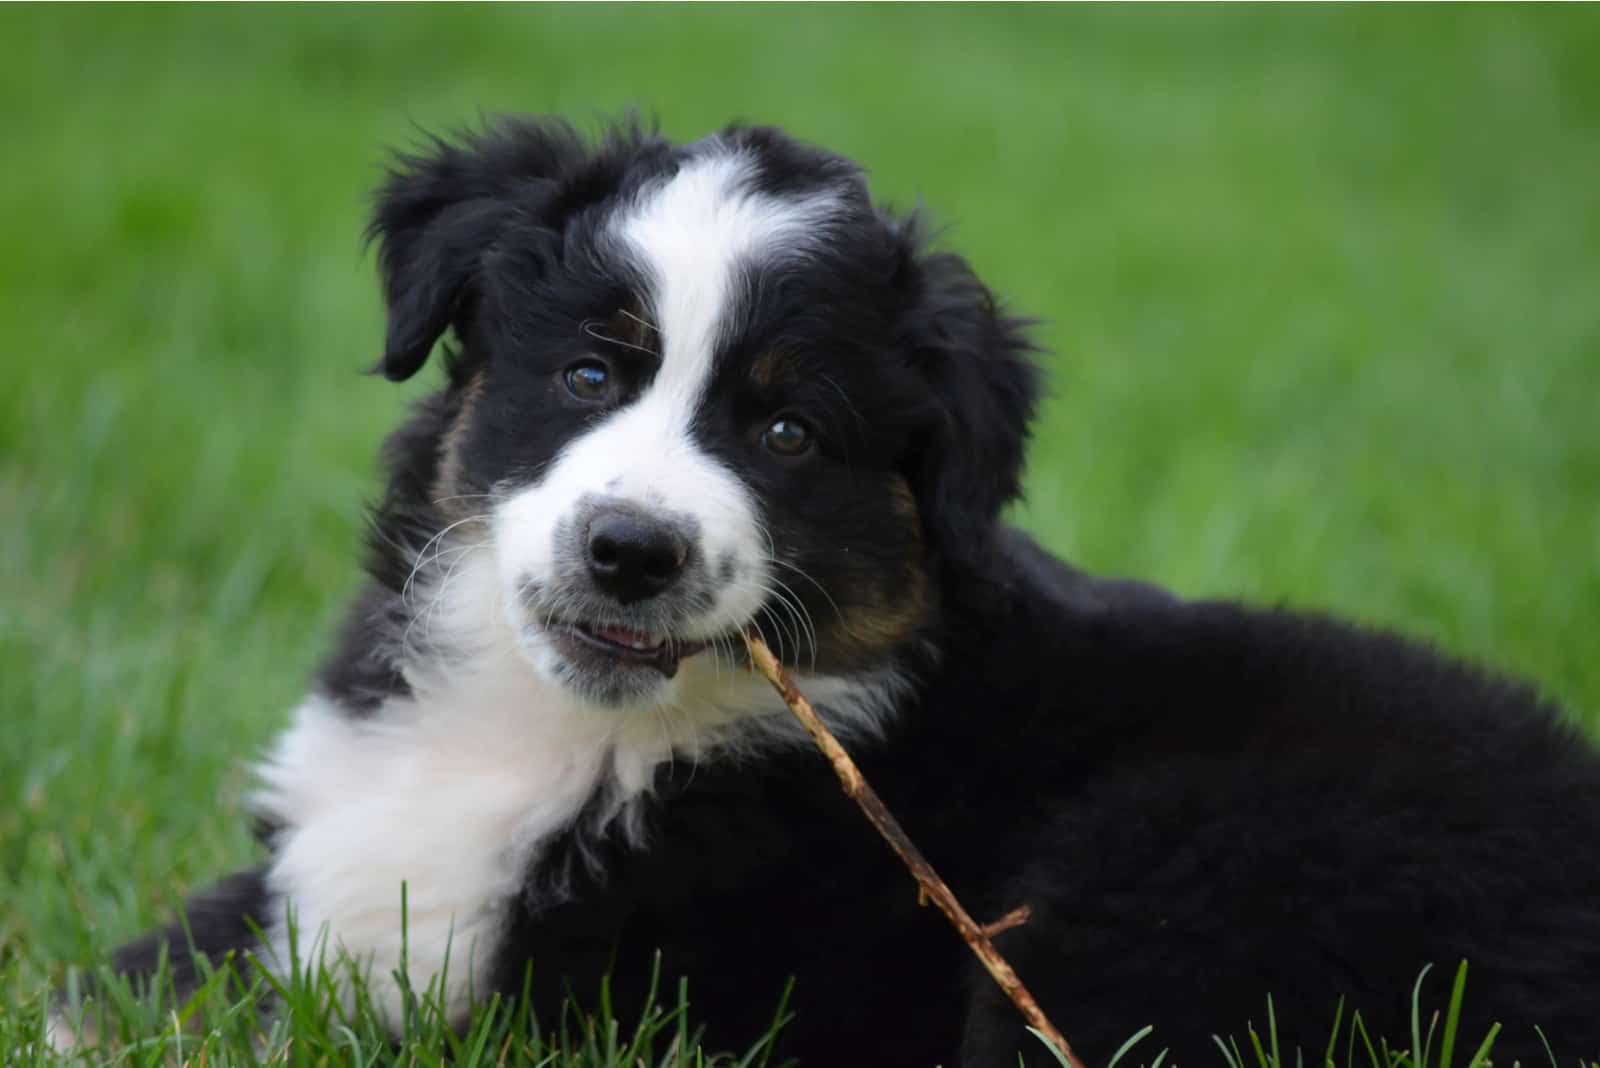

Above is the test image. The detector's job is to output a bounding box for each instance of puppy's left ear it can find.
[366,119,589,381]
[895,218,1042,573]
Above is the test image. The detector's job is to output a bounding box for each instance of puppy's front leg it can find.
[108,866,274,989]
[49,866,273,1051]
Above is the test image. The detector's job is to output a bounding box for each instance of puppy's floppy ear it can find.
[366,118,590,382]
[894,215,1041,573]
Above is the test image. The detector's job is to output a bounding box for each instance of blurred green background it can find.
[2,3,1597,999]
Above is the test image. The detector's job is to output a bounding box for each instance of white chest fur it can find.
[252,689,624,1024]
[248,555,901,1028]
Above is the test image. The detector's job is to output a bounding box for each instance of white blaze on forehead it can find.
[618,149,842,406]
[492,150,846,684]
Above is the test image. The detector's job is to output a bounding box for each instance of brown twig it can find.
[981,904,1034,939]
[742,632,1085,1068]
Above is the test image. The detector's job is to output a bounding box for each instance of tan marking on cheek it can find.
[889,475,923,544]
[433,371,486,519]
[832,561,930,660]
[819,475,933,670]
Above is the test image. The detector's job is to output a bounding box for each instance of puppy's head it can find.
[369,117,1036,708]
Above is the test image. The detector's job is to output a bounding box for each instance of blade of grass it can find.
[1267,995,1282,1068]
[1437,962,1469,1068]
[1410,963,1434,1066]
[1101,1024,1155,1068]
[1247,1023,1271,1068]
[1213,1034,1247,1068]
[1323,997,1347,1068]
[1463,1023,1500,1068]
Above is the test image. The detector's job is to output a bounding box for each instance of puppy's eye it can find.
[564,361,611,402]
[762,417,812,457]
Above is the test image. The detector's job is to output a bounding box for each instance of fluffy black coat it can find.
[494,538,1600,1065]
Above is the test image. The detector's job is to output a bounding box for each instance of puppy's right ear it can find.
[366,119,588,381]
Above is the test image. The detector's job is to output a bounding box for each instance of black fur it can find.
[892,217,1042,576]
[488,537,1600,1066]
[98,117,1600,1066]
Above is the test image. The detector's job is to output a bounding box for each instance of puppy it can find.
[62,117,1600,1066]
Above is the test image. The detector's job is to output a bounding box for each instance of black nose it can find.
[585,508,690,603]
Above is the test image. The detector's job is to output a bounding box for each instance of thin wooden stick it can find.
[742,632,1084,1068]
[981,904,1034,939]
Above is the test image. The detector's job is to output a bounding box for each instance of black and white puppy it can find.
[65,118,1600,1066]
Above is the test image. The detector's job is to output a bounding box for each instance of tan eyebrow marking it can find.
[749,350,800,389]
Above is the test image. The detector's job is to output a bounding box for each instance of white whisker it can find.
[580,318,660,358]
[615,306,660,337]
[402,513,495,608]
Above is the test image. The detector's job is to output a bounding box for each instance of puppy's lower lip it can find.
[582,623,662,652]
[567,623,709,679]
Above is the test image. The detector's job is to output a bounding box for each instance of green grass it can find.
[3,4,1599,1063]
[39,929,797,1067]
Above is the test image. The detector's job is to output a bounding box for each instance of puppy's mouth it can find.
[559,622,710,679]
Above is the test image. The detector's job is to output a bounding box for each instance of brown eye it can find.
[564,361,611,402]
[762,417,812,457]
